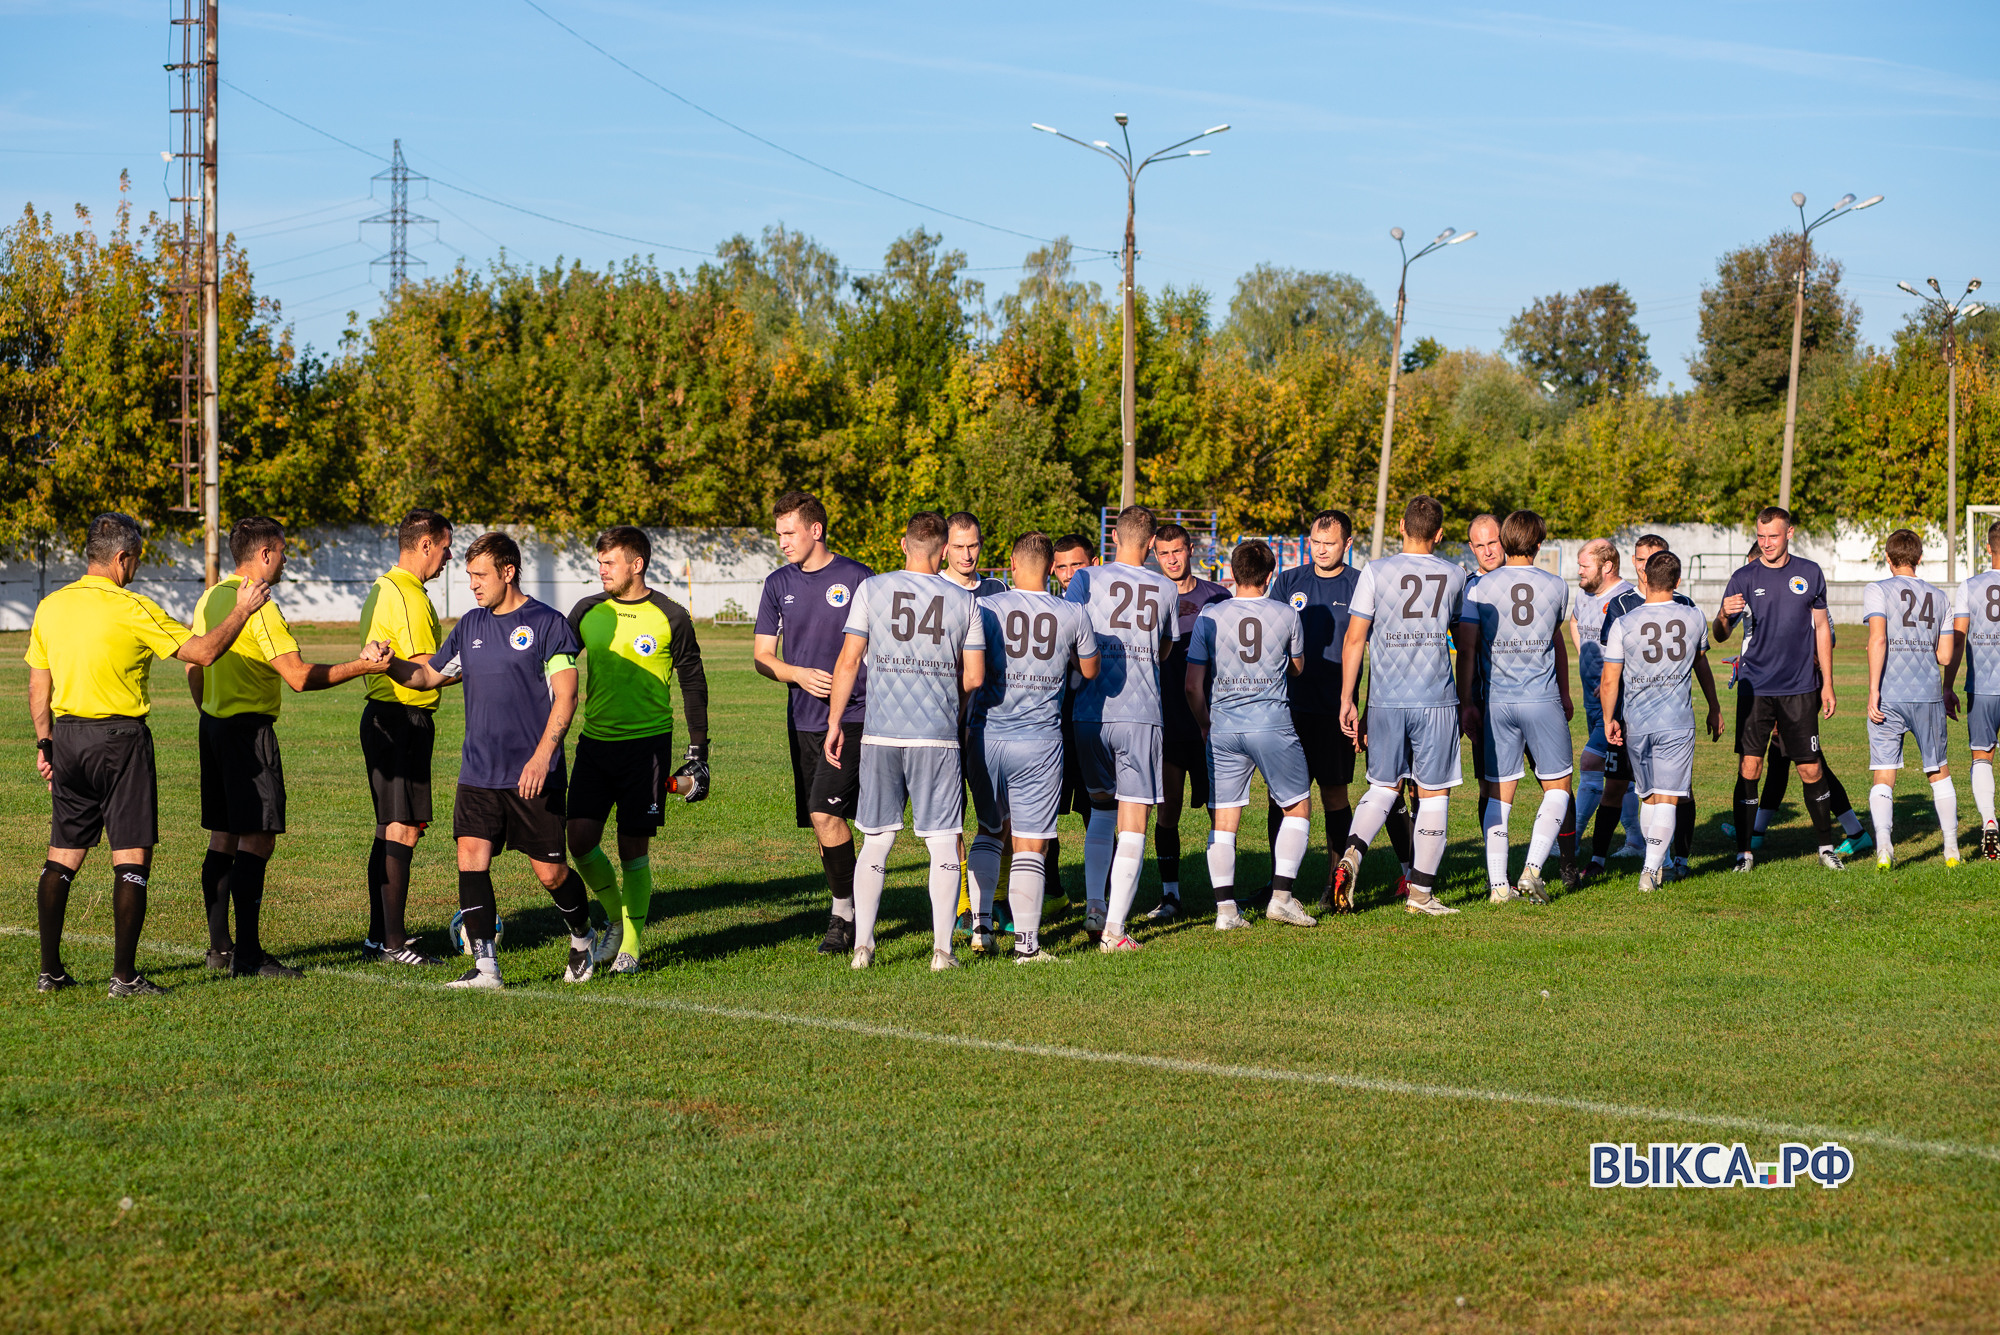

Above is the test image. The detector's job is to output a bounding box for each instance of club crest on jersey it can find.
[633,634,658,657]
[826,583,851,608]
[1789,576,1809,596]
[509,625,535,652]
[1289,592,1308,610]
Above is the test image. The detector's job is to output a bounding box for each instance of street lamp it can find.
[1032,115,1228,510]
[1777,190,1883,513]
[1898,277,1985,582]
[1369,225,1476,559]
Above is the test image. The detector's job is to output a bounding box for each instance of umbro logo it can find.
[784,595,795,604]
[471,638,484,648]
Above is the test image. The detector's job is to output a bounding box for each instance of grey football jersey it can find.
[842,570,985,744]
[1063,562,1181,724]
[1953,569,2000,697]
[1460,564,1570,704]
[1188,598,1304,733]
[971,590,1097,738]
[1572,578,1633,693]
[1863,575,1946,704]
[1603,602,1707,736]
[1349,552,1468,708]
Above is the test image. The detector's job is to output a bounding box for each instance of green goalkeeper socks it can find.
[620,856,653,957]
[575,845,621,926]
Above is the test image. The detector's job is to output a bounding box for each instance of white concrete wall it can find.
[0,525,783,630]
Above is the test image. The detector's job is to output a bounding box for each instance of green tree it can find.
[1502,281,1653,406]
[834,229,985,424]
[1223,264,1389,367]
[1690,232,1860,415]
[713,222,845,354]
[1401,335,1444,375]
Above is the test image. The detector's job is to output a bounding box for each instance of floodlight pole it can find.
[1899,277,1984,582]
[1033,116,1228,510]
[1778,190,1882,515]
[1369,226,1475,559]
[200,0,219,586]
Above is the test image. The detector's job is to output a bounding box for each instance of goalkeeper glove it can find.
[672,741,710,803]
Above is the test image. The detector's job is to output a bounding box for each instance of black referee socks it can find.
[1734,776,1760,854]
[36,860,73,975]
[380,841,413,950]
[230,851,268,969]
[201,849,233,953]
[365,838,389,945]
[110,863,148,983]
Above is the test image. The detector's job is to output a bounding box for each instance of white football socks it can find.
[852,831,896,949]
[1009,851,1046,952]
[1206,828,1237,895]
[1483,798,1512,889]
[1348,783,1400,849]
[1105,830,1146,937]
[1083,807,1116,915]
[1869,783,1895,863]
[1933,776,1960,860]
[967,831,1005,923]
[1526,789,1569,871]
[1413,796,1449,880]
[1974,760,1996,827]
[1273,815,1310,882]
[1640,801,1673,874]
[924,834,961,951]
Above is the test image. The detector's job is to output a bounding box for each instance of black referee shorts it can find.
[570,732,674,836]
[1292,708,1357,788]
[49,716,157,850]
[199,711,286,835]
[789,722,863,828]
[453,777,567,862]
[1734,684,1820,763]
[360,700,436,826]
[1161,728,1210,807]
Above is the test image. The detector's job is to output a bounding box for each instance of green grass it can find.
[1,624,1995,1332]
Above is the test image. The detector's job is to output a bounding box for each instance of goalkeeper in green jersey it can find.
[565,526,710,973]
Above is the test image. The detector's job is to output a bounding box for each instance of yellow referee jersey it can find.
[24,575,193,719]
[193,575,301,718]
[360,564,443,709]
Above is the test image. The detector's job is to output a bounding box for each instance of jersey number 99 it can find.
[1004,609,1060,661]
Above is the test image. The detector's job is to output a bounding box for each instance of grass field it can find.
[1,620,1996,1332]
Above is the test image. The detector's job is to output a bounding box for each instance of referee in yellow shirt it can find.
[356,509,453,964]
[189,517,385,979]
[27,513,271,996]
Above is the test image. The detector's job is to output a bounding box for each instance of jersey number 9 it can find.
[1238,617,1263,663]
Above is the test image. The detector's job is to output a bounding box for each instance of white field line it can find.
[12,926,1998,1165]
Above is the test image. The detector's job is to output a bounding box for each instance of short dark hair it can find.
[595,525,651,573]
[1113,505,1157,548]
[1885,528,1923,569]
[1053,533,1095,560]
[228,515,284,566]
[1310,509,1352,543]
[1011,531,1053,571]
[84,513,143,566]
[464,531,522,583]
[1231,539,1276,587]
[396,508,451,552]
[1634,532,1669,557]
[1756,506,1793,528]
[1745,543,1762,562]
[1644,549,1682,590]
[905,511,949,556]
[1988,519,2000,552]
[1499,510,1546,558]
[945,511,980,536]
[1402,495,1444,544]
[774,490,827,533]
[1154,523,1191,548]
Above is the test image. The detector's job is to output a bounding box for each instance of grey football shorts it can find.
[1207,727,1313,809]
[1364,704,1463,790]
[1966,695,2000,754]
[1868,701,1949,773]
[967,731,1065,839]
[1626,728,1696,799]
[1482,699,1575,783]
[857,743,965,838]
[1077,720,1163,805]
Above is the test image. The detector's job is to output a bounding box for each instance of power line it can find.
[515,0,1065,249]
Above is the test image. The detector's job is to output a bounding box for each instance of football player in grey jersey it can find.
[1455,510,1578,904]
[1063,506,1182,952]
[1600,551,1722,894]
[940,511,1004,941]
[1333,495,1469,916]
[966,533,1099,962]
[1863,529,1959,868]
[823,512,986,972]
[1185,541,1315,930]
[1950,518,2000,859]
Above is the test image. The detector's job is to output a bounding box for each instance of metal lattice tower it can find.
[364,140,434,288]
[164,0,210,513]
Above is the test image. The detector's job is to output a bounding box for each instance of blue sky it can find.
[5,1,1995,381]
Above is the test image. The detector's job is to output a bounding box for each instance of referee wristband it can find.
[36,738,52,756]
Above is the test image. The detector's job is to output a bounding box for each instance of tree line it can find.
[5,174,1996,575]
